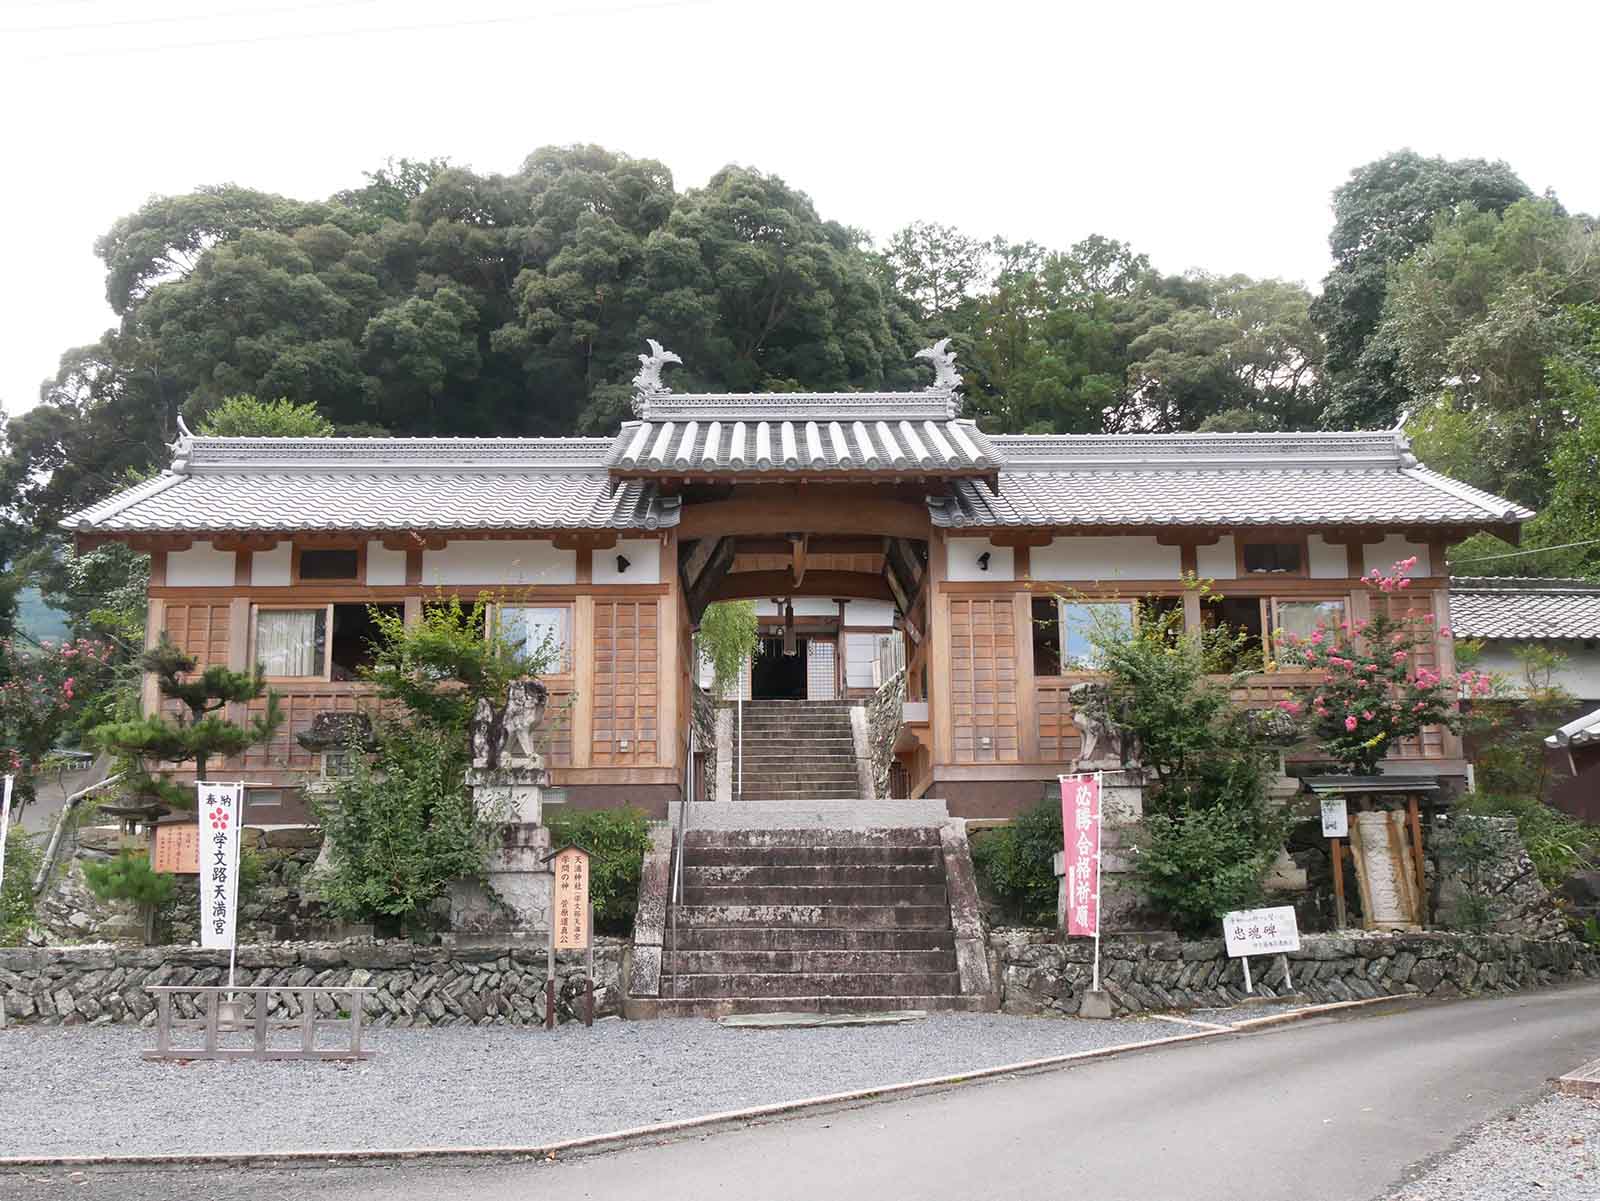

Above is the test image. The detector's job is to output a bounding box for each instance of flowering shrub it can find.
[1284,558,1482,774]
[0,637,116,811]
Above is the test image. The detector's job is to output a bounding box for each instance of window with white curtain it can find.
[254,608,326,678]
[496,605,572,673]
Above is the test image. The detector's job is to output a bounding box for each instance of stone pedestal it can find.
[447,763,553,936]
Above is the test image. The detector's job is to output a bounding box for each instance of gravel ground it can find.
[0,1014,1195,1159]
[1389,1093,1600,1200]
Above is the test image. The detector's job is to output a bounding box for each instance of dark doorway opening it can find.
[751,636,807,699]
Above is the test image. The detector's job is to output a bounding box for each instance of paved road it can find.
[10,986,1600,1201]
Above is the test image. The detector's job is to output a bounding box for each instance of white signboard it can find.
[0,775,12,906]
[1223,905,1301,958]
[198,782,244,950]
[1320,796,1349,839]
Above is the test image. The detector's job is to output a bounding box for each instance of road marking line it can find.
[1147,1014,1232,1032]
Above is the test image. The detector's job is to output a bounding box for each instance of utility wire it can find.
[1447,535,1600,566]
[5,0,382,36]
[18,0,711,61]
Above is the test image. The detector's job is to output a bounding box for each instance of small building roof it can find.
[63,436,677,535]
[1449,578,1600,641]
[1547,706,1600,750]
[927,432,1531,532]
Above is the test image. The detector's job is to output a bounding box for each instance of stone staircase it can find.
[644,820,996,1017]
[737,700,862,802]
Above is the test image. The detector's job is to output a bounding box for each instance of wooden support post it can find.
[1331,838,1347,930]
[585,903,596,1029]
[1407,794,1426,925]
[204,989,219,1054]
[546,924,556,1031]
[157,991,172,1057]
[349,986,365,1058]
[254,988,268,1057]
[300,990,315,1054]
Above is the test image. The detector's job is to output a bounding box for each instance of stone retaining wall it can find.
[993,927,1600,1017]
[0,939,625,1027]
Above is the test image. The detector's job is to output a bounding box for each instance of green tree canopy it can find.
[196,394,336,437]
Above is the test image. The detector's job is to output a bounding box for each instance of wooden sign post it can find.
[1321,795,1349,929]
[546,845,594,1030]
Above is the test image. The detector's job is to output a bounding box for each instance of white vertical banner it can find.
[0,774,13,904]
[198,781,244,950]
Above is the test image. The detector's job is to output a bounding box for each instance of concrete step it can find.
[660,971,962,999]
[664,948,957,974]
[681,883,949,907]
[686,845,943,868]
[669,926,957,953]
[739,792,872,803]
[640,994,997,1018]
[675,904,952,929]
[686,864,946,886]
[684,826,942,848]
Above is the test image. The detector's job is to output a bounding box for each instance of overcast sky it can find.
[2,0,1596,419]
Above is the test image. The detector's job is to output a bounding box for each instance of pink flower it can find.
[1438,627,1452,638]
[1392,651,1408,664]
[1309,631,1324,645]
[1277,700,1302,716]
[1345,715,1359,731]
[1362,710,1374,720]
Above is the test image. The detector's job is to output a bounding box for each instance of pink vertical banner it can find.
[1061,772,1101,937]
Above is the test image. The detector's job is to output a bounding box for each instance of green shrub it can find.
[2,829,42,944]
[1135,804,1280,936]
[544,807,652,933]
[1458,791,1597,889]
[972,796,1061,926]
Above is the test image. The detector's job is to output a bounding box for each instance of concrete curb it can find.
[0,995,1416,1173]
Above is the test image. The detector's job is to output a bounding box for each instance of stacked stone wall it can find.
[0,939,625,1027]
[993,928,1600,1017]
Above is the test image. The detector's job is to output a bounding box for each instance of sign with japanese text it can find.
[552,846,591,951]
[0,775,13,915]
[1320,796,1349,839]
[1060,772,1101,937]
[198,782,244,950]
[1223,905,1301,958]
[151,821,200,874]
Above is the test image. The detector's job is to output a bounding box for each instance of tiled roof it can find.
[1547,706,1600,750]
[62,436,676,534]
[635,390,961,422]
[607,417,997,475]
[1449,578,1600,640]
[930,468,1530,530]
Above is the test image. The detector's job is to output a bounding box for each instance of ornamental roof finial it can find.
[631,339,682,416]
[915,338,962,394]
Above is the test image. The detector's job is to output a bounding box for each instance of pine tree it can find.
[91,637,283,813]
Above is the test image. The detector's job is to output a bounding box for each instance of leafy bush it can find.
[1136,804,1281,935]
[311,725,491,928]
[697,602,759,699]
[545,807,653,933]
[2,829,42,944]
[972,795,1062,925]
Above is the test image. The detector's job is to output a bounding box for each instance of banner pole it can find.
[0,775,12,1029]
[227,781,244,998]
[1091,770,1104,995]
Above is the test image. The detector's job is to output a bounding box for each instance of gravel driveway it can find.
[1,1013,1192,1159]
[1389,1092,1600,1200]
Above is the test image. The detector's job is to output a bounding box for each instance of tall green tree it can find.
[1311,150,1533,430]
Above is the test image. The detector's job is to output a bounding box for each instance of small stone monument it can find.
[448,678,555,938]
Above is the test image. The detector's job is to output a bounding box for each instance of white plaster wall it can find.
[591,538,661,585]
[843,600,897,627]
[366,541,407,586]
[421,540,576,586]
[1474,640,1600,703]
[946,538,1014,582]
[1309,535,1348,579]
[1195,537,1237,580]
[1364,535,1431,578]
[250,543,291,586]
[167,542,235,587]
[755,598,838,618]
[1032,536,1180,581]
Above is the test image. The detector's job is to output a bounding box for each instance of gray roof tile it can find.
[1449,579,1600,640]
[607,417,996,474]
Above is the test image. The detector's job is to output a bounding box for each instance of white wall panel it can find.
[591,538,661,585]
[947,537,1014,581]
[1195,537,1237,580]
[1032,536,1181,581]
[1309,535,1349,579]
[366,541,407,586]
[843,600,897,627]
[167,542,236,587]
[421,539,576,586]
[250,543,291,586]
[1363,535,1431,578]
[756,598,838,617]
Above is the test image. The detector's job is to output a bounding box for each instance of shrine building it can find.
[63,342,1532,825]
